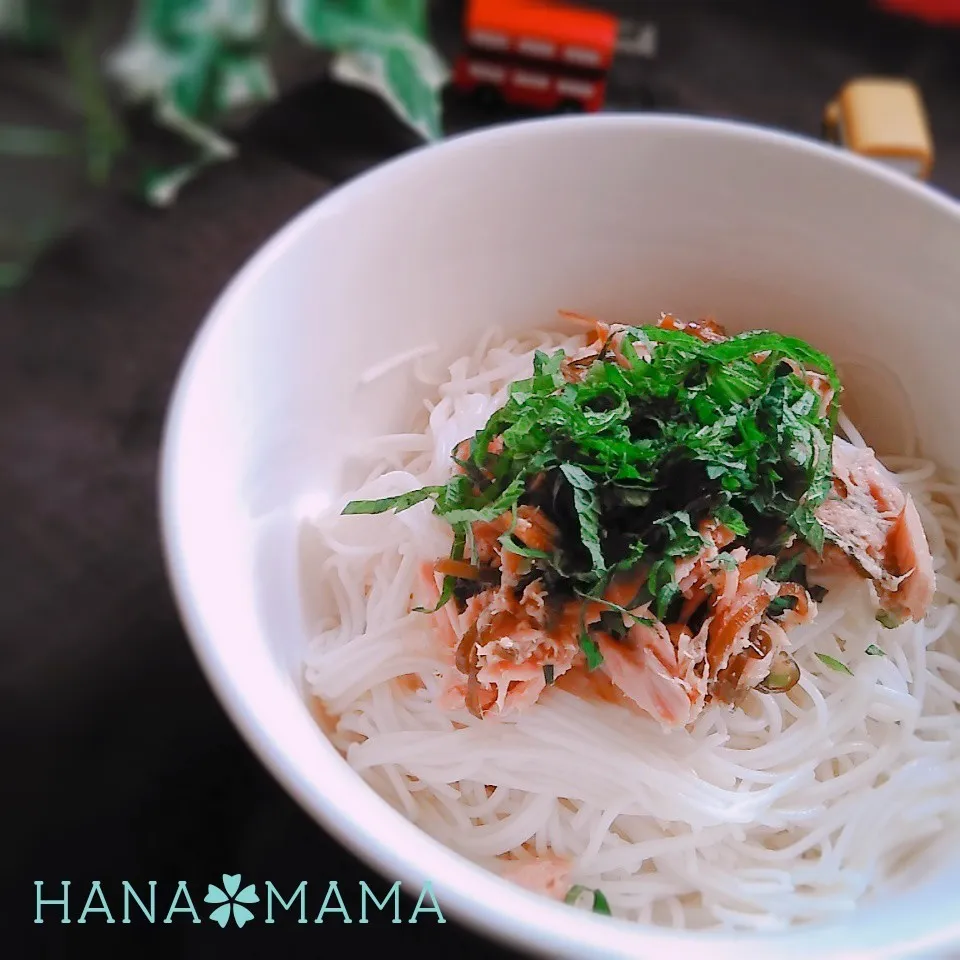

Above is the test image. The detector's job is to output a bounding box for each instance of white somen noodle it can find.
[300,328,960,931]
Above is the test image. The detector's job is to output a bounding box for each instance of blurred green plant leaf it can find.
[0,0,58,48]
[106,0,275,205]
[0,0,447,285]
[62,15,128,184]
[0,192,71,292]
[281,0,446,139]
[105,0,445,204]
[0,1,124,284]
[0,124,80,158]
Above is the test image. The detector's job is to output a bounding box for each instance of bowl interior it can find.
[161,116,960,958]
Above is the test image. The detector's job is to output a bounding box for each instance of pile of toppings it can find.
[344,313,935,726]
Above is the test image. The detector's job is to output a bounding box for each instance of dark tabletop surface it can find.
[3,2,960,957]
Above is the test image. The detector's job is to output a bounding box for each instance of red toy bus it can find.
[452,0,621,113]
[874,0,960,22]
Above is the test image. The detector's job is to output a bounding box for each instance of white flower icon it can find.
[204,873,259,927]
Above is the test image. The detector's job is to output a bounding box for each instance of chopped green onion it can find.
[564,885,612,916]
[815,652,853,676]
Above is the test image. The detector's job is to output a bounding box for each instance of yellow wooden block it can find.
[823,78,934,180]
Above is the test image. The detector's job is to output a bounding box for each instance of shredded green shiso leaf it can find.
[344,325,840,624]
[564,884,612,915]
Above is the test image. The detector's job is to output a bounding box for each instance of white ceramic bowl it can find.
[159,115,960,958]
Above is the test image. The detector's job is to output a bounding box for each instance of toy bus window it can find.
[469,62,505,83]
[557,79,595,98]
[564,45,601,66]
[470,29,508,50]
[518,37,555,58]
[514,71,551,90]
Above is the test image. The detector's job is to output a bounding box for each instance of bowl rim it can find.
[158,113,960,959]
